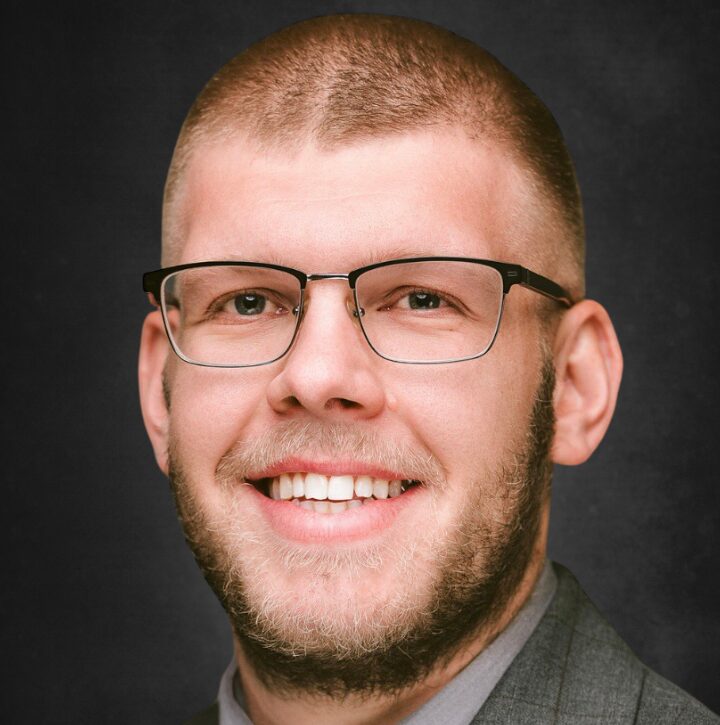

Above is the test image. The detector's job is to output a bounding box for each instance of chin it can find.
[224,510,444,645]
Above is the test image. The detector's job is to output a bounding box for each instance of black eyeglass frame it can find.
[143,257,574,367]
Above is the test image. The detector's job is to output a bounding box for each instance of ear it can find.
[551,299,623,465]
[138,310,171,475]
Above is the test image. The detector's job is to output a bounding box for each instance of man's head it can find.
[139,14,622,703]
[162,14,584,299]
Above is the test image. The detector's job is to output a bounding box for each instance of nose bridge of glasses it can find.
[306,272,352,282]
[301,273,363,318]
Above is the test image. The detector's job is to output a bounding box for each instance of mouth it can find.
[249,473,422,513]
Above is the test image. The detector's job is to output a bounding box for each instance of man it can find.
[138,14,718,725]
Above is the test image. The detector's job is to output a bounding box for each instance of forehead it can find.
[169,130,537,269]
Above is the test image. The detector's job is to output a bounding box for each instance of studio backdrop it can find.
[3,1,718,722]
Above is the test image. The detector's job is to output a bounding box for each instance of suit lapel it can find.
[471,564,645,724]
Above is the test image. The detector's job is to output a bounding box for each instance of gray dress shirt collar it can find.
[217,560,556,725]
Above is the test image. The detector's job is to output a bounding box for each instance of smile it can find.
[253,473,421,513]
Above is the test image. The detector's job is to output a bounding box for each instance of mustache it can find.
[215,420,446,486]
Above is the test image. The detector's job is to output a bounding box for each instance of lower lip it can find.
[247,484,422,544]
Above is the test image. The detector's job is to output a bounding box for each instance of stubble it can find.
[168,359,555,698]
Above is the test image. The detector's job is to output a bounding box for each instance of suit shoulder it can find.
[183,701,219,725]
[552,566,718,722]
[635,669,719,724]
[551,565,718,722]
[475,564,718,723]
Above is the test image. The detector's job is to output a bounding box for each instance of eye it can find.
[375,285,468,318]
[230,292,267,315]
[405,291,442,310]
[389,288,449,311]
[212,289,290,321]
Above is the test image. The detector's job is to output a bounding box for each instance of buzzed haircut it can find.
[163,14,584,291]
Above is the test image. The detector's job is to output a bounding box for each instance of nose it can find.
[265,282,387,420]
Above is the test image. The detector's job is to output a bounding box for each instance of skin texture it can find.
[139,129,622,725]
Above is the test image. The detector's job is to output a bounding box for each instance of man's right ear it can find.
[138,310,171,475]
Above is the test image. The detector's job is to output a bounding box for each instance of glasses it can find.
[143,257,573,366]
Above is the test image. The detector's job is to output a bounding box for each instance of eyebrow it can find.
[328,243,489,269]
[360,244,446,266]
[204,238,494,271]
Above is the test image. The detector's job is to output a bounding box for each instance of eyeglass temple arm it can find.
[516,268,574,307]
[143,271,164,306]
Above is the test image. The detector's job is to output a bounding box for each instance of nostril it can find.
[325,398,360,410]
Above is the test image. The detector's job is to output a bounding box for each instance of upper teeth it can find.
[267,473,407,502]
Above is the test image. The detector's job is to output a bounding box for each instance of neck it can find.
[234,521,549,725]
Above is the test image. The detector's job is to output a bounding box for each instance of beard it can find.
[168,358,555,699]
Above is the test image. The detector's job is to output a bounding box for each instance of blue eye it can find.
[233,293,266,315]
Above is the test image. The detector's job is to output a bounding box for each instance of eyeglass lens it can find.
[161,261,504,366]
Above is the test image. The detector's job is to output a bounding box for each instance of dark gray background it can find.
[3,1,719,722]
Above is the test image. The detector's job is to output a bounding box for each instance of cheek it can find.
[167,364,272,477]
[390,338,539,480]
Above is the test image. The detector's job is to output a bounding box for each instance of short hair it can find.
[163,14,584,295]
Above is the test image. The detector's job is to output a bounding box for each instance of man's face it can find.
[160,130,554,694]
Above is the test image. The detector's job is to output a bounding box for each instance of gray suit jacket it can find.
[186,564,718,724]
